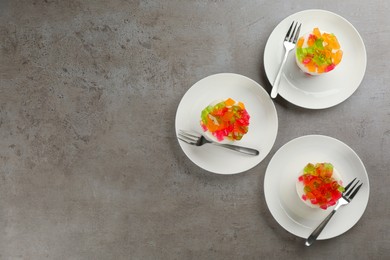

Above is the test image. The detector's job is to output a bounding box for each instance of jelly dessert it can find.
[200,98,250,141]
[296,163,344,210]
[295,28,343,75]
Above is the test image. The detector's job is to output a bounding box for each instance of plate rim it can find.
[263,134,370,239]
[264,9,367,109]
[175,72,278,174]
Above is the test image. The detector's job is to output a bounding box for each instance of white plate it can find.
[175,73,278,174]
[264,135,369,239]
[264,9,367,109]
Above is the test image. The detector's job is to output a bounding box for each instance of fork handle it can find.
[271,50,289,99]
[305,209,337,246]
[212,143,259,156]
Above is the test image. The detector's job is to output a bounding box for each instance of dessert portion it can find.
[200,98,250,142]
[296,163,344,210]
[295,28,343,75]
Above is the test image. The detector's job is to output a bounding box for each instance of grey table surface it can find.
[1,0,389,259]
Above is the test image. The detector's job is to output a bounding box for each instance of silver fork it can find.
[177,130,259,156]
[270,21,301,99]
[305,178,363,246]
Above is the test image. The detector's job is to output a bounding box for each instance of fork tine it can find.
[284,21,295,41]
[288,22,298,42]
[345,180,360,197]
[177,136,191,144]
[344,177,357,192]
[178,132,197,143]
[293,23,301,43]
[179,130,199,139]
[347,183,363,200]
[177,135,196,145]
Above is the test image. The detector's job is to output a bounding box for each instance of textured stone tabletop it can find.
[1,0,389,259]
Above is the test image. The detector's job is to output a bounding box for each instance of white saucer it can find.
[264,135,369,239]
[175,73,278,174]
[264,9,367,109]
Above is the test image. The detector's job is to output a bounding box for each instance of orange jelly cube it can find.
[297,37,304,48]
[332,50,343,65]
[324,49,332,59]
[237,102,245,109]
[306,62,316,73]
[313,27,321,38]
[206,120,219,132]
[306,192,315,199]
[307,35,315,46]
[324,34,340,49]
[225,98,235,106]
[322,33,332,45]
[330,35,340,49]
[317,65,325,74]
[222,112,233,122]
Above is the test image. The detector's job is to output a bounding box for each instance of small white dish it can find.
[175,73,278,174]
[264,9,367,109]
[264,135,369,239]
